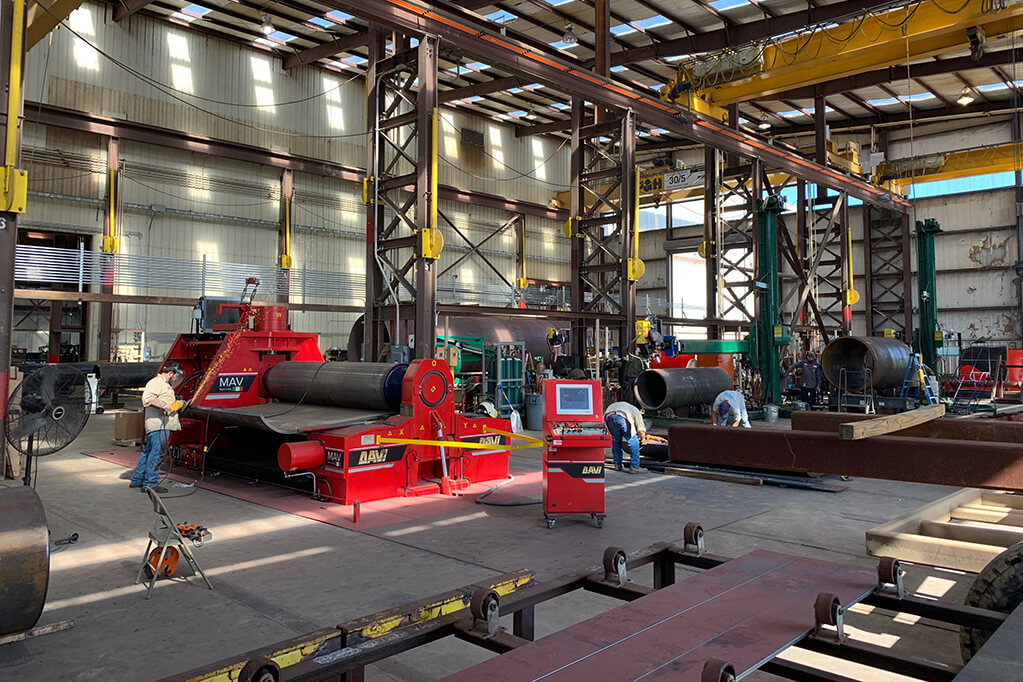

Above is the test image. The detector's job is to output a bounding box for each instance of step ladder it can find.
[900,353,938,406]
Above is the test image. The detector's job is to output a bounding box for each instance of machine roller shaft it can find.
[635,367,733,410]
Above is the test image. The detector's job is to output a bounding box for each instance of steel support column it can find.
[570,109,639,355]
[569,97,585,357]
[277,168,293,306]
[363,28,386,361]
[0,0,27,454]
[667,423,1023,490]
[702,146,719,339]
[365,34,441,361]
[863,205,912,339]
[98,135,118,361]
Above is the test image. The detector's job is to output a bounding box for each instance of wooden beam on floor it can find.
[839,404,945,440]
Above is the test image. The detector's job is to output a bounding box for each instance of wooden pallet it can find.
[867,488,1023,573]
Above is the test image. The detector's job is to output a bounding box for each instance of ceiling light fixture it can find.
[757,113,771,130]
[525,106,538,121]
[260,15,274,35]
[957,87,975,106]
[562,24,578,45]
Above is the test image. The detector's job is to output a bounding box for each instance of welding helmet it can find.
[163,361,186,385]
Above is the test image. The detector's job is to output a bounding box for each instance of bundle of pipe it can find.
[820,336,911,392]
[0,487,49,636]
[635,367,733,410]
[262,361,407,411]
[347,315,554,370]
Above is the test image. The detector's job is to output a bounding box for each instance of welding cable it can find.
[474,475,541,506]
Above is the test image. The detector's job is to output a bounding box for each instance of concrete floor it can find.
[0,412,978,681]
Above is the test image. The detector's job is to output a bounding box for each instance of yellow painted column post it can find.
[98,136,119,360]
[278,168,293,304]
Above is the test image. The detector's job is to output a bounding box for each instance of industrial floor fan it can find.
[4,365,92,486]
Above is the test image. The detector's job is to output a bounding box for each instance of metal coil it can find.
[0,486,50,636]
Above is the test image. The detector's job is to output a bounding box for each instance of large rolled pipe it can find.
[820,336,911,391]
[0,487,49,636]
[262,361,407,411]
[636,367,734,410]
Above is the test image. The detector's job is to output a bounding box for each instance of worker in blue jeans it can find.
[131,362,186,493]
[603,401,647,473]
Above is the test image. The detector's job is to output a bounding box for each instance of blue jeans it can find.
[132,429,168,488]
[604,413,640,470]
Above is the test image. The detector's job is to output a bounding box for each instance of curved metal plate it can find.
[0,486,50,636]
[187,404,392,435]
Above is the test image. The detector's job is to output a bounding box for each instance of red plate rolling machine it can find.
[160,297,511,505]
[542,380,610,529]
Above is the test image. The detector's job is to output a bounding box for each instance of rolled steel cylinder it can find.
[636,367,734,410]
[820,336,911,391]
[0,487,50,636]
[278,441,326,471]
[263,361,407,411]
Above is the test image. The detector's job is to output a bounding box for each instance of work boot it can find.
[613,464,622,471]
[627,467,648,474]
[129,483,142,489]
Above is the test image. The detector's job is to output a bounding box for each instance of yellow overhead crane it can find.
[661,0,1023,107]
[871,141,1023,195]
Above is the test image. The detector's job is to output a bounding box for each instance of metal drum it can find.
[262,361,407,411]
[0,486,50,636]
[820,336,911,392]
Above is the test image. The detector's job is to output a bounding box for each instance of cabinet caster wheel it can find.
[545,518,556,529]
[592,514,605,528]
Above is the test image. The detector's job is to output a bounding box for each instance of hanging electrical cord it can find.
[475,475,540,506]
[122,174,277,208]
[38,5,369,140]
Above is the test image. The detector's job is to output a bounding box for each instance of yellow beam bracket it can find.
[377,427,542,452]
[694,0,1023,105]
[280,194,293,268]
[3,0,26,214]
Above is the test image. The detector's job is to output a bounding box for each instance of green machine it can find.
[913,218,943,370]
[436,335,525,417]
[671,197,789,406]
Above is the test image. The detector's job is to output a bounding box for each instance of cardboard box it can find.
[114,410,145,441]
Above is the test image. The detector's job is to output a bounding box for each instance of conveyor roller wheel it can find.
[700,657,736,682]
[877,556,901,585]
[238,656,280,682]
[683,522,703,547]
[603,547,626,575]
[814,592,841,626]
[469,588,500,622]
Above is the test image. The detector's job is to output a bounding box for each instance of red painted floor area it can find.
[84,448,541,531]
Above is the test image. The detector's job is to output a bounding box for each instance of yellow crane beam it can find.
[872,142,1023,195]
[692,0,1023,106]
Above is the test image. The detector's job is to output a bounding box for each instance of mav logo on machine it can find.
[211,372,257,395]
[333,444,407,468]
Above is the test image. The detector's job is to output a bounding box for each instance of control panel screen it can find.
[555,384,593,416]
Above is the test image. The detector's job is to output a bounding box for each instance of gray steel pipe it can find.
[636,367,733,410]
[262,361,407,411]
[820,336,911,391]
[15,362,161,388]
[0,487,50,636]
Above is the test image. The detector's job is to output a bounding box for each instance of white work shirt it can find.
[712,390,748,423]
[143,375,180,433]
[604,401,645,436]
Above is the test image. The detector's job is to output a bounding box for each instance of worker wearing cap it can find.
[130,362,187,493]
[791,350,825,406]
[712,389,750,428]
[603,401,647,473]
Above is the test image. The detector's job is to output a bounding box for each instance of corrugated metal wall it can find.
[21,3,570,359]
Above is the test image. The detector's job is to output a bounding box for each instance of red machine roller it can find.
[542,380,610,529]
[159,292,511,505]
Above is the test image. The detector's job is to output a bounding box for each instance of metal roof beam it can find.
[283,30,370,70]
[607,0,882,66]
[113,0,153,22]
[319,0,907,210]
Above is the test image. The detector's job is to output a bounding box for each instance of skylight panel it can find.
[610,65,628,72]
[326,10,353,22]
[550,102,570,110]
[549,41,578,50]
[267,31,296,43]
[709,0,751,10]
[181,4,211,18]
[548,0,574,6]
[634,15,671,29]
[465,95,485,102]
[904,92,935,102]
[464,61,490,71]
[508,110,528,117]
[485,10,516,23]
[866,97,901,106]
[610,25,636,36]
[977,82,1009,92]
[308,17,334,29]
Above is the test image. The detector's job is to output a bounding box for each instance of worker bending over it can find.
[603,400,647,473]
[712,389,750,428]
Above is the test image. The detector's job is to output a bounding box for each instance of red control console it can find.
[542,380,610,529]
